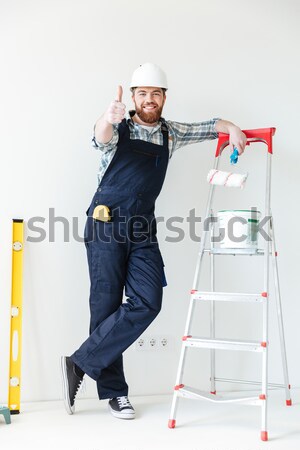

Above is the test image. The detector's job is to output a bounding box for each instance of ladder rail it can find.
[210,215,216,394]
[270,215,291,403]
[260,151,272,435]
[192,158,219,290]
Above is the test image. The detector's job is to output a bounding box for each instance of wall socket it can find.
[135,335,172,351]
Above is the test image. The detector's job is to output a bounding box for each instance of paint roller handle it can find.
[230,147,239,165]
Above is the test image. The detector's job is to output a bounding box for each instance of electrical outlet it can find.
[136,337,146,349]
[149,337,157,348]
[160,337,168,348]
[135,335,172,351]
[158,335,172,350]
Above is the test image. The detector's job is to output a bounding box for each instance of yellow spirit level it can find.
[8,219,24,414]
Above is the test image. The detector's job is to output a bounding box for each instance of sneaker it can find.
[108,396,135,419]
[61,356,84,415]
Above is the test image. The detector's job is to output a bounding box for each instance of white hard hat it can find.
[130,63,168,89]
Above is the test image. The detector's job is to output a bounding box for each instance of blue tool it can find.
[230,147,239,165]
[0,406,11,424]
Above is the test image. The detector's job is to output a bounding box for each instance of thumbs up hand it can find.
[116,85,123,103]
[105,85,126,124]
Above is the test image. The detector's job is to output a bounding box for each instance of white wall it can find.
[1,0,300,403]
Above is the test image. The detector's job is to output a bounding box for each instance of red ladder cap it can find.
[286,399,292,406]
[259,394,266,400]
[261,341,268,347]
[182,335,192,341]
[174,384,184,390]
[261,431,268,441]
[168,419,176,428]
[210,391,216,395]
[261,292,268,297]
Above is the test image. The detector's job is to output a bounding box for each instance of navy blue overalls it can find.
[72,117,169,400]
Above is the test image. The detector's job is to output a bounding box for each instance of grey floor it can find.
[1,389,300,450]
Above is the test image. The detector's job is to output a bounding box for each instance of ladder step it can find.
[191,291,266,303]
[177,386,262,406]
[183,336,266,352]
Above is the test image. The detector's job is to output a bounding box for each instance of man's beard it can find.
[135,102,163,124]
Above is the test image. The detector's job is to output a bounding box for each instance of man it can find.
[61,63,247,420]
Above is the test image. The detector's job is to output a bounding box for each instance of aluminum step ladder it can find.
[168,128,291,441]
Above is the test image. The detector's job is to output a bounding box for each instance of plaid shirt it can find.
[92,110,220,185]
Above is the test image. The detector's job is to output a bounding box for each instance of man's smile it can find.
[143,104,157,111]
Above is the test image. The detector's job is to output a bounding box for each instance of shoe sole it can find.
[108,404,135,420]
[61,356,75,415]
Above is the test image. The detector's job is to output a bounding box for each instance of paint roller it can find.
[207,147,248,188]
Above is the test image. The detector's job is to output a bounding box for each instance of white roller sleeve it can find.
[207,169,248,188]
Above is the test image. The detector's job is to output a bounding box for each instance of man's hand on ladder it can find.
[228,127,247,155]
